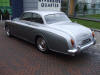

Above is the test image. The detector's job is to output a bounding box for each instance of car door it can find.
[21,13,44,43]
[17,12,34,41]
[15,12,44,43]
[11,12,33,41]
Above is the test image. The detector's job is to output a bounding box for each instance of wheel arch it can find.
[5,21,10,30]
[35,35,49,48]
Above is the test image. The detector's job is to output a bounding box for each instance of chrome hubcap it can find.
[37,38,47,52]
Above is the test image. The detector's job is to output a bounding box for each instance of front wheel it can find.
[5,27,11,37]
[36,37,49,53]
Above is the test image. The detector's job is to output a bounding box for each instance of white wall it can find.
[38,0,61,11]
[23,0,61,11]
[23,0,38,11]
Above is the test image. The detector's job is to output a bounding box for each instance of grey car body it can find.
[5,11,96,55]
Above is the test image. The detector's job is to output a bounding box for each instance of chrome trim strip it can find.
[68,40,95,54]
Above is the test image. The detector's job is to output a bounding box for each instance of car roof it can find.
[24,10,63,16]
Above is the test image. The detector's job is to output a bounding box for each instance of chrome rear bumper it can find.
[67,39,96,55]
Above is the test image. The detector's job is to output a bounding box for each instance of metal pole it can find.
[9,15,11,20]
[68,0,71,16]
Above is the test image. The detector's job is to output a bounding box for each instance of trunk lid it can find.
[48,22,92,46]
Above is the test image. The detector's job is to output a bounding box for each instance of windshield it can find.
[45,13,71,24]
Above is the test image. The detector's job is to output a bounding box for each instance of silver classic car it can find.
[5,11,96,56]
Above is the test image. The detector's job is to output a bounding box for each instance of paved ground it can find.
[0,22,100,75]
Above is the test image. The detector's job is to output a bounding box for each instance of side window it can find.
[32,13,44,24]
[20,13,32,21]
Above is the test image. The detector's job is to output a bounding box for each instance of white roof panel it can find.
[25,10,63,16]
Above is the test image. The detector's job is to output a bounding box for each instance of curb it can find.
[91,28,100,32]
[70,17,100,22]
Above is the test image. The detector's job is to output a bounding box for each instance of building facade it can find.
[23,0,61,11]
[2,0,100,19]
[0,0,23,19]
[10,0,23,18]
[0,0,63,19]
[0,0,11,19]
[78,0,100,4]
[78,0,100,15]
[0,0,11,13]
[23,0,77,17]
[23,0,38,11]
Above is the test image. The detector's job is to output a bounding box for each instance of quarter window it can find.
[32,13,44,24]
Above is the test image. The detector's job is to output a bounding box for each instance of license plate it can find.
[81,38,91,45]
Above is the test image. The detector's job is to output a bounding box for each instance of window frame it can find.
[20,12,44,24]
[31,13,44,24]
[20,12,33,21]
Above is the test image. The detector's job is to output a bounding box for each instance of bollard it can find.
[1,15,2,22]
[9,15,12,20]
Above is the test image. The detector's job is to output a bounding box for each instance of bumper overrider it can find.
[67,38,96,56]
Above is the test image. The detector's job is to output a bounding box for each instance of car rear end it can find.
[67,31,96,56]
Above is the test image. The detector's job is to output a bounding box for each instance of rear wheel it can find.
[36,37,49,53]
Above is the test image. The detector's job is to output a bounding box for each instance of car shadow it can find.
[49,50,91,60]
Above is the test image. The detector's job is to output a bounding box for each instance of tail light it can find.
[92,32,95,38]
[71,39,74,47]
